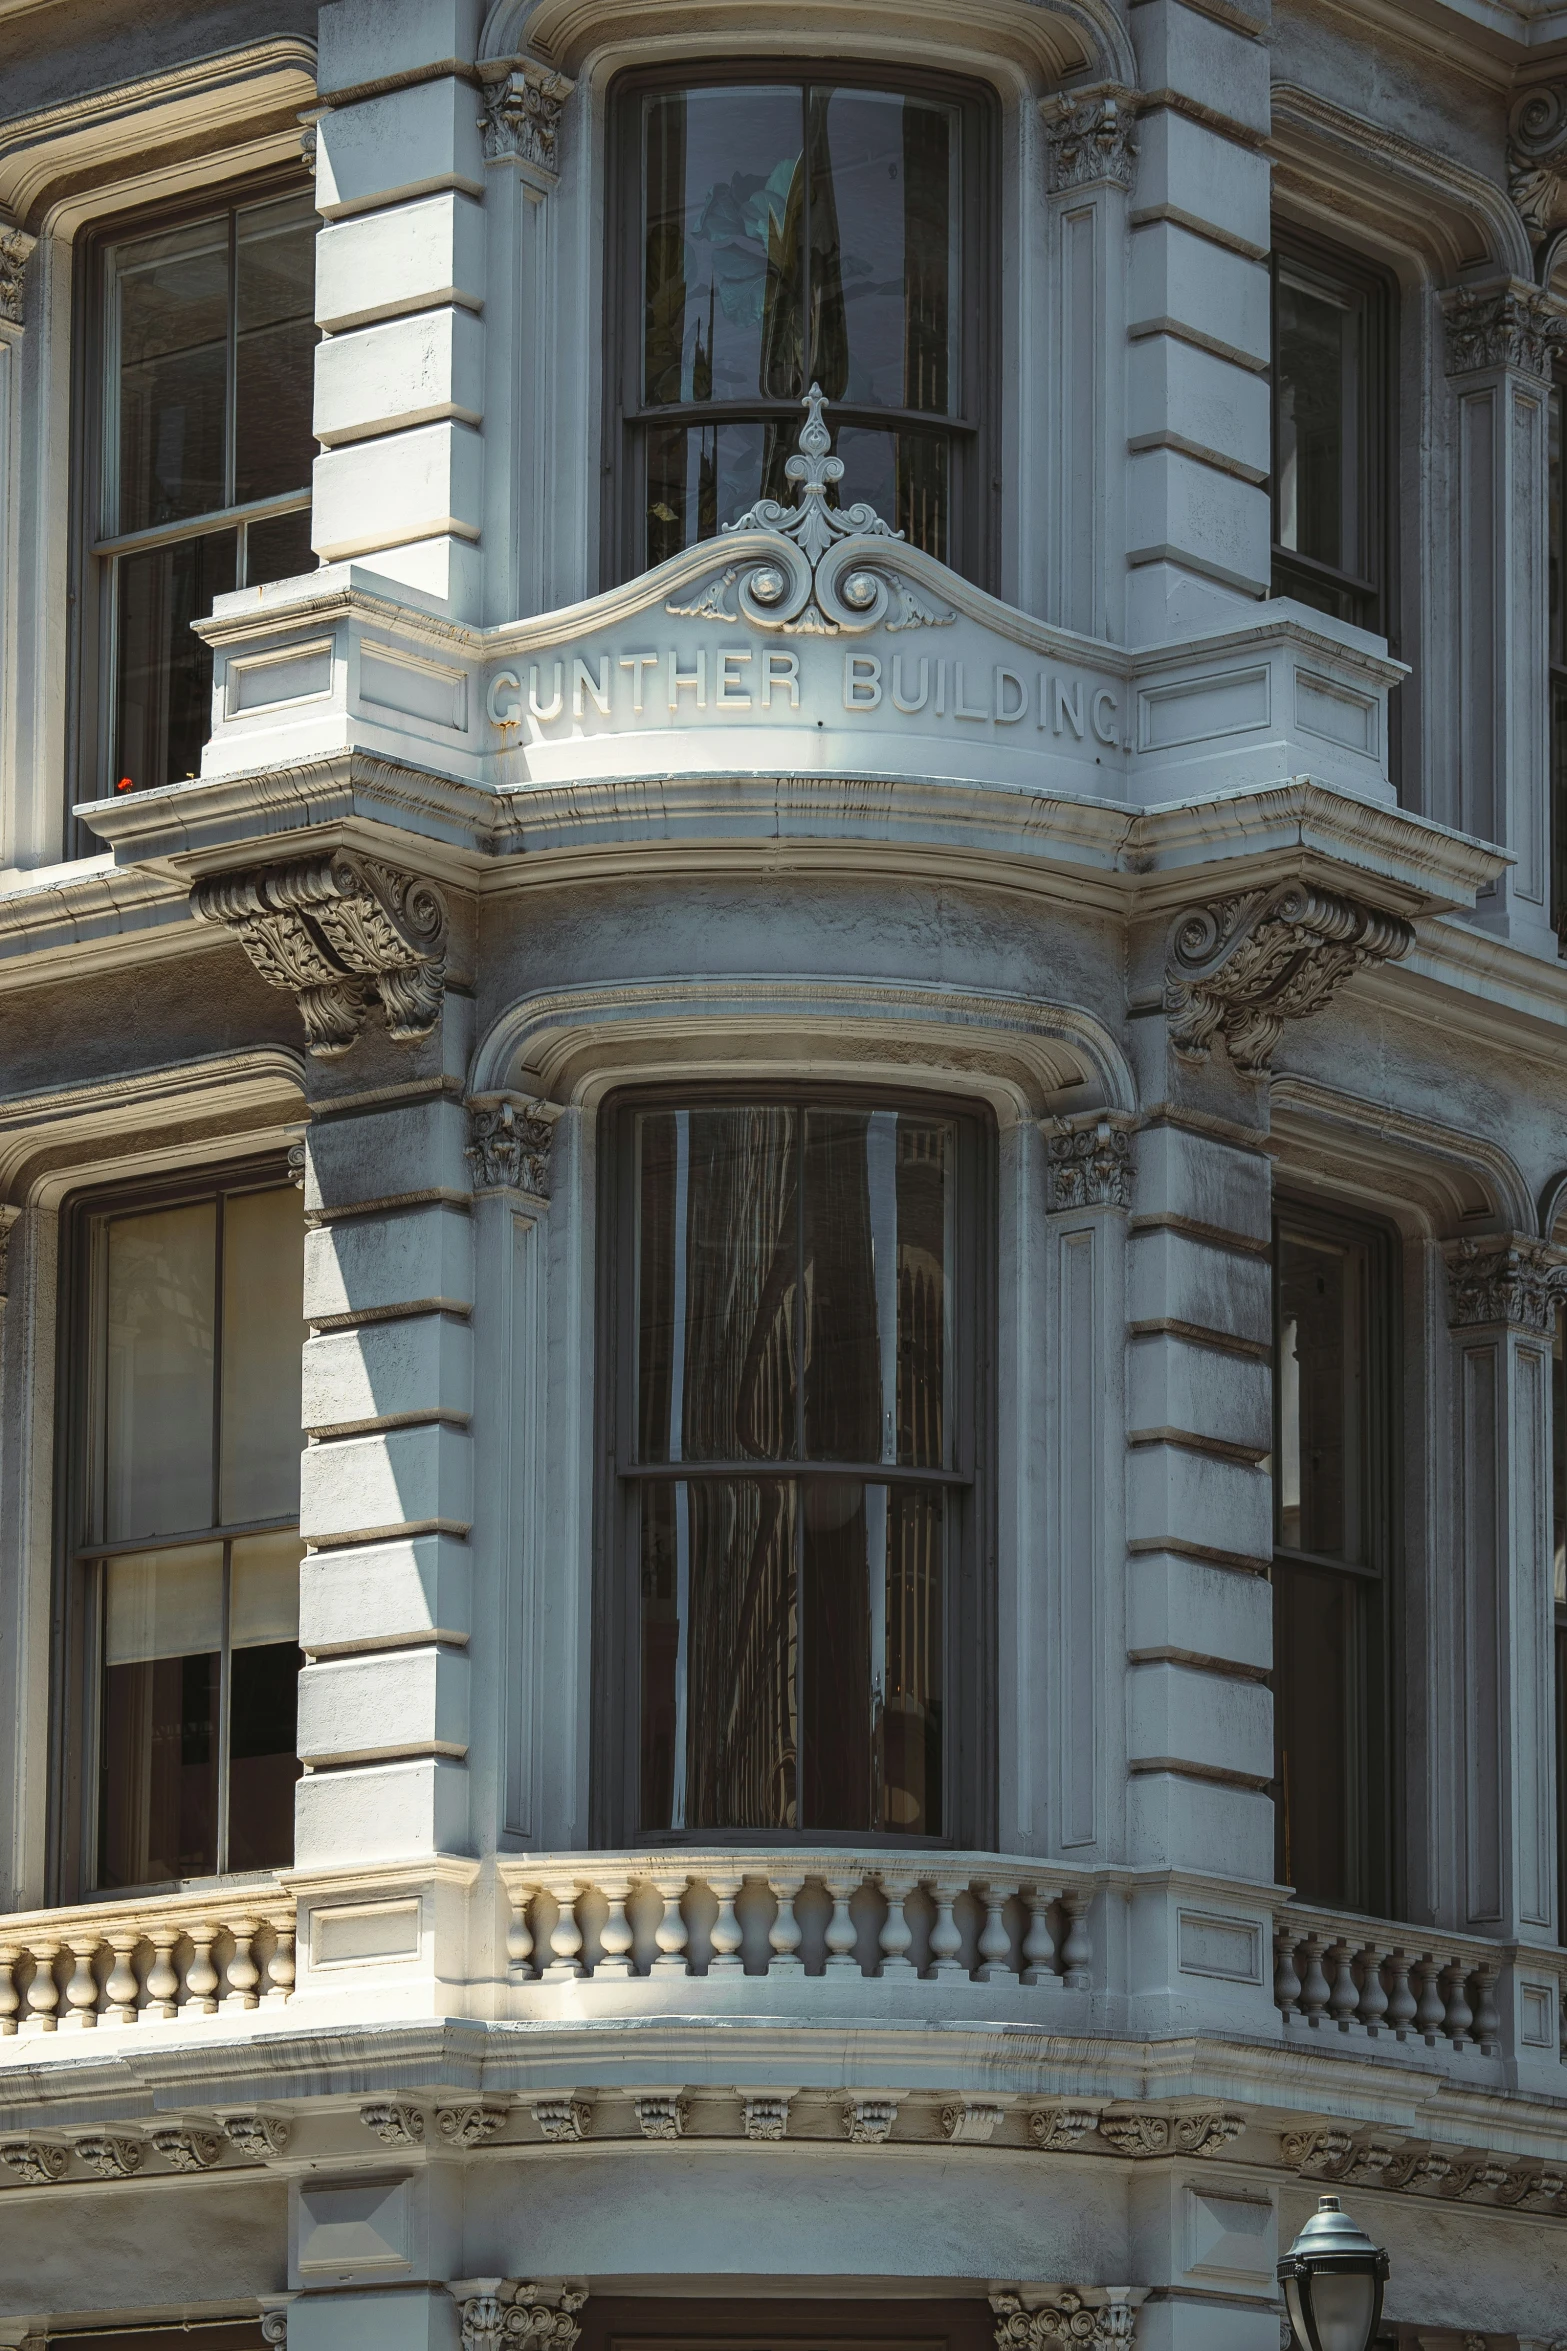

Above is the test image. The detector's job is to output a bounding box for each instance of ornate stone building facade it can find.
[1,0,1566,2346]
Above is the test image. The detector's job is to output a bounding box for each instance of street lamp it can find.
[1277,2193,1390,2351]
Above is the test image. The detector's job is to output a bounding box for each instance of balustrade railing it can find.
[496,1852,1094,1987]
[0,1887,295,2037]
[1273,1903,1567,2062]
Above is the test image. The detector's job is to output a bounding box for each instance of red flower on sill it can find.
[116,777,134,792]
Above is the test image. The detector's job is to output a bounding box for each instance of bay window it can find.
[608,68,996,586]
[1270,230,1393,637]
[603,1095,991,1844]
[64,1168,304,1894]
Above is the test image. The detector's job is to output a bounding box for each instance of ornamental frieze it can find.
[1164,882,1414,1074]
[190,850,448,1060]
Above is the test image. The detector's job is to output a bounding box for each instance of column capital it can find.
[1443,277,1560,381]
[478,57,575,193]
[1164,881,1414,1074]
[1443,1234,1566,1334]
[1040,84,1139,196]
[1042,1110,1135,1212]
[466,1091,561,1199]
[0,223,35,327]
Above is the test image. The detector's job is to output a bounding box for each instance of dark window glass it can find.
[1270,239,1391,637]
[618,71,988,583]
[96,187,317,799]
[629,1102,959,1837]
[1550,385,1567,954]
[1554,1304,1567,1941]
[1272,1214,1393,1912]
[80,1178,304,1891]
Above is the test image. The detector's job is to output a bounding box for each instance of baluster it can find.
[145,1937,180,2021]
[925,1875,967,1978]
[0,1945,19,2036]
[1473,1961,1502,2055]
[1385,1950,1416,2039]
[506,1888,538,1983]
[1415,1955,1446,2043]
[1357,1946,1389,2036]
[976,1882,1015,1982]
[265,1926,296,2005]
[651,1874,690,1973]
[23,1940,61,2032]
[105,1934,141,2027]
[1297,1934,1330,2025]
[597,1876,635,1978]
[59,1940,101,2031]
[1021,1886,1060,1984]
[1060,1891,1093,1989]
[186,1926,221,2016]
[706,1873,744,1974]
[875,1870,918,1975]
[1328,1941,1359,2030]
[766,1872,805,1973]
[544,1882,586,1978]
[224,1919,261,2010]
[1273,1927,1302,2018]
[1443,1961,1474,2050]
[823,1874,861,1973]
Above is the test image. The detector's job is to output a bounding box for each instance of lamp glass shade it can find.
[1301,2271,1378,2351]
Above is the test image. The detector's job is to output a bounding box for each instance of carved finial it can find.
[1041,84,1139,194]
[666,385,955,637]
[479,58,575,188]
[190,851,448,1060]
[1163,882,1414,1074]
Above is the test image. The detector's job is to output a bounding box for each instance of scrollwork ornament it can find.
[1098,2112,1171,2158]
[361,2100,425,2146]
[437,2101,508,2148]
[667,385,955,638]
[1041,84,1139,194]
[0,2138,67,2185]
[1510,84,1567,245]
[260,2314,289,2351]
[74,2133,143,2179]
[1164,883,1413,1074]
[1444,1237,1559,1335]
[1173,2112,1245,2158]
[1280,2127,1354,2178]
[991,2291,1134,2347]
[1029,2108,1099,2151]
[150,2125,223,2171]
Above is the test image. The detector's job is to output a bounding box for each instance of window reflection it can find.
[1270,242,1387,635]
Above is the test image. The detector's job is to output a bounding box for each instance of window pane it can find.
[809,89,957,413]
[99,1544,223,1888]
[227,1531,301,1872]
[1275,268,1362,576]
[640,1477,799,1830]
[803,1109,951,1466]
[104,1202,216,1542]
[114,529,237,791]
[219,1185,305,1525]
[1275,1225,1368,1565]
[1274,1555,1368,1906]
[834,424,949,562]
[234,193,317,506]
[635,1107,798,1463]
[245,507,315,588]
[644,417,795,567]
[113,214,230,532]
[642,87,805,408]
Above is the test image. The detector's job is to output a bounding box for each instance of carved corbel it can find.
[190,850,448,1060]
[1443,280,1558,381]
[0,2137,66,2184]
[361,2099,425,2145]
[1041,83,1139,195]
[467,1093,561,1199]
[1444,1236,1562,1337]
[454,2287,588,2351]
[0,223,36,327]
[1043,1111,1134,1212]
[479,57,575,193]
[1164,883,1414,1074]
[1510,86,1567,249]
[992,2290,1137,2346]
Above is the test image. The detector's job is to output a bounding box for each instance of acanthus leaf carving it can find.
[1443,281,1557,380]
[150,2125,223,2172]
[467,1092,561,1197]
[532,2096,592,2142]
[361,2100,426,2146]
[1444,1237,1560,1336]
[1164,883,1414,1074]
[191,851,448,1060]
[667,385,955,640]
[1041,84,1139,195]
[991,2289,1136,2346]
[842,2097,899,2143]
[73,2133,143,2179]
[1510,86,1567,246]
[634,2095,688,2141]
[1029,2107,1100,2152]
[1172,2112,1246,2158]
[0,224,35,325]
[1098,2112,1170,2158]
[479,58,575,188]
[0,2137,67,2185]
[222,2113,291,2160]
[1044,1113,1133,1212]
[437,2101,509,2148]
[741,2095,791,2140]
[1280,2127,1354,2178]
[459,2287,587,2351]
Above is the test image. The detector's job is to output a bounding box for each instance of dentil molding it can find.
[190,850,448,1059]
[1444,1236,1564,1336]
[1164,882,1414,1073]
[1043,1112,1134,1212]
[1040,84,1138,195]
[478,56,575,191]
[467,1093,561,1198]
[1443,281,1559,380]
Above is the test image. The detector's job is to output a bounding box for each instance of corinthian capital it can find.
[1043,1111,1134,1212]
[0,225,36,326]
[1443,281,1557,380]
[479,57,575,190]
[466,1093,560,1198]
[1041,84,1138,194]
[1444,1236,1563,1335]
[1164,882,1414,1075]
[190,850,448,1060]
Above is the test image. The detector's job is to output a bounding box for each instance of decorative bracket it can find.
[1444,1236,1563,1337]
[1510,86,1567,253]
[1443,280,1557,381]
[992,2290,1138,2346]
[0,224,35,327]
[191,850,448,1060]
[1043,1111,1134,1212]
[667,384,956,639]
[1164,882,1414,1074]
[467,1092,561,1199]
[479,57,575,193]
[1040,84,1139,195]
[454,2286,587,2351]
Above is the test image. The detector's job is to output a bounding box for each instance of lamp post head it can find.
[1277,2194,1390,2351]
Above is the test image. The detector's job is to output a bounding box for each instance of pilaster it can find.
[1441,1237,1560,1949]
[1043,88,1133,644]
[1442,280,1558,957]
